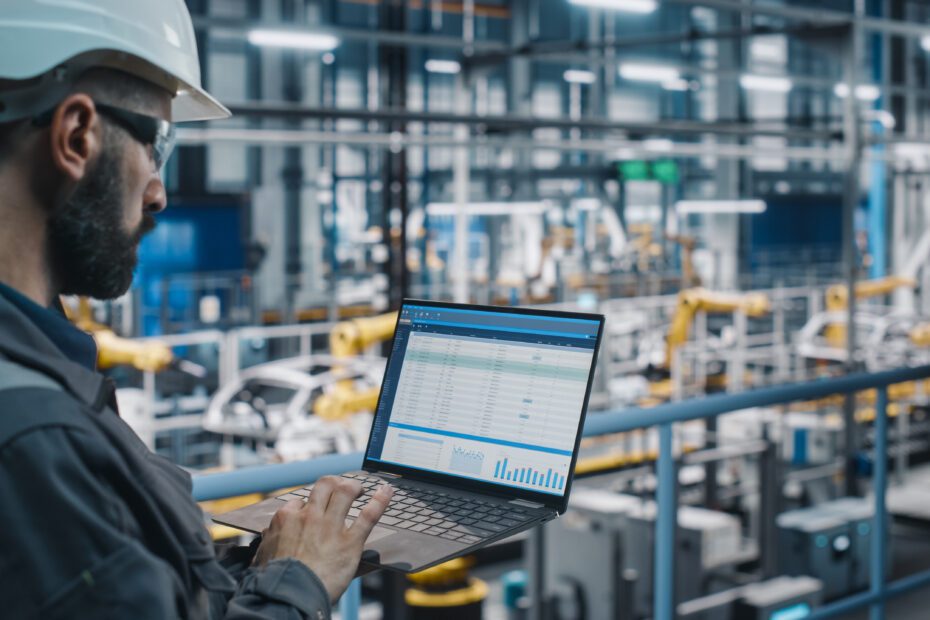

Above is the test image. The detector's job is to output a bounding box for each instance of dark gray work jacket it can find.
[0,293,331,619]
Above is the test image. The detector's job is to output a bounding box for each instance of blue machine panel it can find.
[135,200,245,335]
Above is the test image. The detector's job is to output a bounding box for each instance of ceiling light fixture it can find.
[662,78,691,91]
[619,62,681,83]
[750,38,786,62]
[425,59,462,74]
[739,74,793,93]
[676,200,767,215]
[833,83,881,102]
[564,69,597,84]
[427,202,550,216]
[247,29,339,51]
[568,0,657,14]
[922,36,930,52]
[643,138,674,152]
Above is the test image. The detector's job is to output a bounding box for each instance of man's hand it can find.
[252,476,394,602]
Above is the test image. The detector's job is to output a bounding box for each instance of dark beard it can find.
[47,148,156,300]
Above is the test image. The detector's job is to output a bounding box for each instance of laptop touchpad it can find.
[365,525,395,545]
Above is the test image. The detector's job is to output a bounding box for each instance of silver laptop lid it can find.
[363,300,604,513]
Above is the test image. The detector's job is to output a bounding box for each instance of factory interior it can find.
[51,0,930,618]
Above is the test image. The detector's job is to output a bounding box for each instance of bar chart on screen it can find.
[492,456,566,491]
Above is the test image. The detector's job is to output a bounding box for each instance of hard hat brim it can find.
[174,81,231,122]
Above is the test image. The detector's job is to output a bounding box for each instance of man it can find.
[0,1,392,618]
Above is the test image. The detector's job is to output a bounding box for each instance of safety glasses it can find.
[33,100,176,172]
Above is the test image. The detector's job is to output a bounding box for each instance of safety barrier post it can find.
[654,423,675,620]
[339,578,361,620]
[871,387,888,620]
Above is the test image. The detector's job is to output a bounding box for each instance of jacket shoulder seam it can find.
[0,387,94,451]
[0,356,64,392]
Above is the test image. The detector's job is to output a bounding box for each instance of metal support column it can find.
[705,10,743,505]
[452,0,476,304]
[527,524,548,620]
[451,90,471,304]
[759,424,780,578]
[704,416,719,509]
[507,0,534,203]
[380,570,409,620]
[655,423,676,620]
[867,0,887,279]
[177,0,208,196]
[281,0,304,325]
[842,17,864,497]
[871,387,889,620]
[379,0,410,309]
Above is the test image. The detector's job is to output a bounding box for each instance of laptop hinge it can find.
[375,471,402,478]
[509,498,545,509]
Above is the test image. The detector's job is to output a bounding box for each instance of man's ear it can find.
[48,93,102,182]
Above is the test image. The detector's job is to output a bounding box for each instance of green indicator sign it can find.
[618,160,651,181]
[652,159,680,184]
[616,159,680,185]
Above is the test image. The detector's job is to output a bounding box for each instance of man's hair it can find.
[0,67,166,166]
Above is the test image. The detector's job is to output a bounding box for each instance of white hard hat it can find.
[0,0,230,123]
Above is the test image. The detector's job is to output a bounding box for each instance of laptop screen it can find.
[365,302,601,497]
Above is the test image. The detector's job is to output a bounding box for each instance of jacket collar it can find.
[0,293,110,410]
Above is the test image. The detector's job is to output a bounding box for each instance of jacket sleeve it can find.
[217,540,333,620]
[224,560,332,620]
[0,423,331,619]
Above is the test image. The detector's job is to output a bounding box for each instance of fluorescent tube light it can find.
[247,29,339,51]
[427,202,550,216]
[676,200,767,215]
[643,138,674,152]
[568,0,657,13]
[750,38,785,62]
[619,63,681,83]
[739,74,793,93]
[425,59,461,74]
[833,83,881,102]
[662,78,691,91]
[564,69,597,84]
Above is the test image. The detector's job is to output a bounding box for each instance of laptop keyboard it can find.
[275,473,533,544]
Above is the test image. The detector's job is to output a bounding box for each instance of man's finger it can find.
[270,498,304,527]
[324,478,362,522]
[349,485,393,539]
[306,476,337,516]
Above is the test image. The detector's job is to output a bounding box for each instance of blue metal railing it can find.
[193,363,930,620]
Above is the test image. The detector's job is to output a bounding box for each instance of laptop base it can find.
[212,470,554,573]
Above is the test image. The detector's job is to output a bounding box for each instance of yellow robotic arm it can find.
[63,297,174,372]
[664,288,771,371]
[93,329,174,372]
[329,312,399,358]
[666,234,702,288]
[824,276,917,347]
[314,312,398,420]
[825,275,917,312]
[910,323,930,347]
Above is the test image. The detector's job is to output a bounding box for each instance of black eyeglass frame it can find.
[32,100,176,172]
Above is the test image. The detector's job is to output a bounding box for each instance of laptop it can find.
[214,299,604,573]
